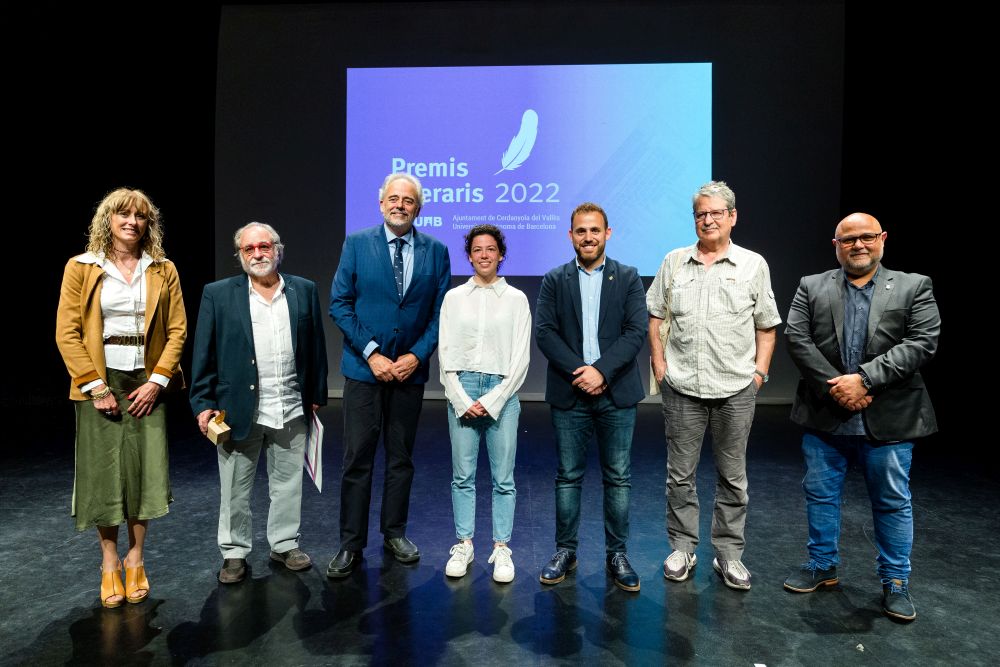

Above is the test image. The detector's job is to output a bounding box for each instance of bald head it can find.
[833,212,886,280]
[835,212,882,239]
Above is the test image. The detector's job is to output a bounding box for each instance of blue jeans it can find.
[801,430,914,581]
[448,372,520,543]
[551,395,635,553]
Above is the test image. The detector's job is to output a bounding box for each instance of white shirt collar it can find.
[383,224,414,245]
[462,275,508,296]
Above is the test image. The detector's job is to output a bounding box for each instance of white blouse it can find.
[77,252,169,391]
[438,277,531,419]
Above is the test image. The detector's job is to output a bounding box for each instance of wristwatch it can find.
[754,369,769,383]
[858,368,873,391]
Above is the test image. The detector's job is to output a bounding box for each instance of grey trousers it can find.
[217,415,307,558]
[661,381,757,561]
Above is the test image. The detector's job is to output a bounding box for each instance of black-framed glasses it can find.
[694,209,731,222]
[834,232,883,247]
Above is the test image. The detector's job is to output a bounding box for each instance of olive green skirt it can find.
[72,368,172,531]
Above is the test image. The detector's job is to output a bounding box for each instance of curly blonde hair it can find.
[86,187,165,259]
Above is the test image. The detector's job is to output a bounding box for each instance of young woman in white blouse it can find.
[438,224,531,582]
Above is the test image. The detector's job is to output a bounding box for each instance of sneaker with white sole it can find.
[663,550,697,581]
[713,557,751,590]
[488,545,515,583]
[445,542,474,578]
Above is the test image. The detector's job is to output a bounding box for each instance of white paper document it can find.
[305,411,324,492]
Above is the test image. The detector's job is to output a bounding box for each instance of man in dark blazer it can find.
[783,212,940,622]
[327,172,451,577]
[190,222,328,584]
[535,202,647,592]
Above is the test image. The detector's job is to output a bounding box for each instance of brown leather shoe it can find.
[219,558,247,584]
[270,548,312,571]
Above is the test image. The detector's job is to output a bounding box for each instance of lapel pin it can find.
[608,275,614,281]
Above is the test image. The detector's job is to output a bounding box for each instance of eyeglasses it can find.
[694,209,731,222]
[834,232,883,247]
[241,242,274,256]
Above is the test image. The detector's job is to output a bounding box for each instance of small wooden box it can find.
[207,417,231,445]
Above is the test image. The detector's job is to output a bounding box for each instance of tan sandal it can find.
[124,563,150,604]
[100,562,125,608]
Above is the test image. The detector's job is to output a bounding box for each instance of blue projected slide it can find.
[346,64,711,275]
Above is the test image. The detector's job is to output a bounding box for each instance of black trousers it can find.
[340,378,425,550]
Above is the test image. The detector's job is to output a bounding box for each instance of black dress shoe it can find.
[219,558,247,584]
[606,552,640,592]
[326,549,362,578]
[539,548,577,585]
[383,536,420,563]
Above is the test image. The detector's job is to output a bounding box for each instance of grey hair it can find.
[233,221,285,263]
[692,181,736,210]
[379,172,424,208]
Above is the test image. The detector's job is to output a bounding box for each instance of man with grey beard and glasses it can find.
[190,222,328,584]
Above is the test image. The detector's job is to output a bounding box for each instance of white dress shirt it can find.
[79,252,169,392]
[249,276,303,428]
[438,277,531,419]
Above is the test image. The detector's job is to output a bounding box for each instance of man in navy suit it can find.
[782,212,940,622]
[190,222,328,584]
[327,172,451,577]
[535,202,647,591]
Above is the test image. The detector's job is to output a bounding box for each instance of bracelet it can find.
[90,386,112,400]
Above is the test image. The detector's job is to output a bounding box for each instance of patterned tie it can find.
[392,237,406,299]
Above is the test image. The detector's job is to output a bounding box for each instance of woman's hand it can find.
[462,401,488,419]
[127,382,162,418]
[93,388,120,417]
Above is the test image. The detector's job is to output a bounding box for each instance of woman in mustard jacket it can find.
[55,188,187,608]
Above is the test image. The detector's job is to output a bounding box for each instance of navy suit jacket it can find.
[785,266,940,441]
[330,224,451,384]
[535,257,647,409]
[189,273,328,441]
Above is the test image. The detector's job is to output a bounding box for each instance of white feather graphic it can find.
[494,109,538,175]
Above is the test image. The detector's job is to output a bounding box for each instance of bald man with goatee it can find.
[782,213,940,622]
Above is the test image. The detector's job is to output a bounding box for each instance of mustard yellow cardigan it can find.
[55,254,187,401]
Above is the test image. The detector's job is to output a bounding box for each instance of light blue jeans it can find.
[801,430,914,581]
[448,372,520,543]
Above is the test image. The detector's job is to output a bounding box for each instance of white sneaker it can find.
[663,550,697,581]
[445,542,474,578]
[489,545,515,583]
[713,557,752,590]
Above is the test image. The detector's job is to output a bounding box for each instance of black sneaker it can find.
[539,548,577,585]
[881,579,916,621]
[784,562,838,593]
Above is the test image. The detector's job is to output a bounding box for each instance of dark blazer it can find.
[536,257,647,409]
[189,273,328,441]
[785,266,940,441]
[330,224,451,384]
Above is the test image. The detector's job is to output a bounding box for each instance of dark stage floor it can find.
[2,401,996,666]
